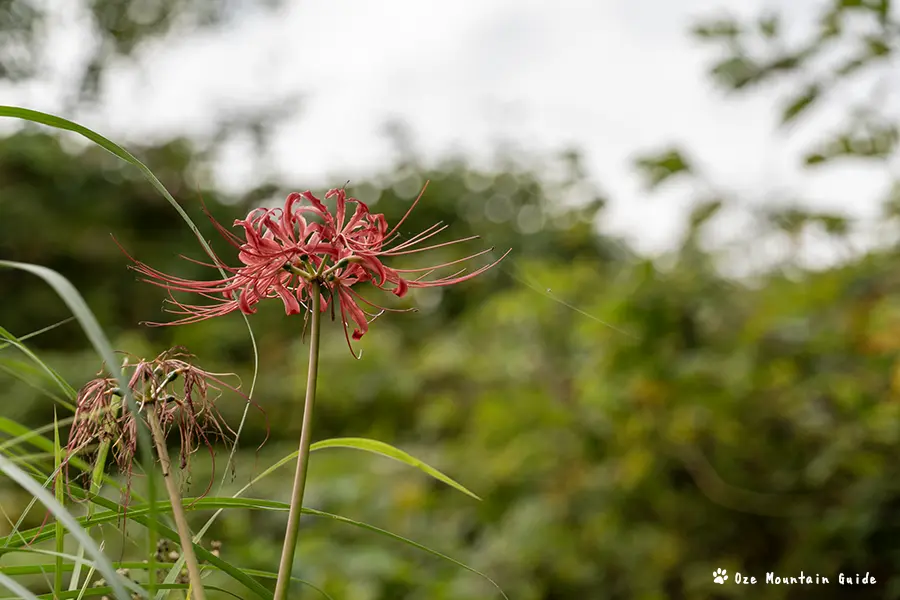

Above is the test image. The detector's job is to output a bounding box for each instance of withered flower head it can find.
[66,347,265,499]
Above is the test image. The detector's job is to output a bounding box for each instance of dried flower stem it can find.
[274,280,323,600]
[146,403,206,600]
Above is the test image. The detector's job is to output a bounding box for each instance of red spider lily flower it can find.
[65,347,266,502]
[121,181,509,355]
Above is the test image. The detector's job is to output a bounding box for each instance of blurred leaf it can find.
[0,1,42,80]
[881,181,900,218]
[833,54,870,76]
[805,152,828,165]
[691,18,742,39]
[688,199,723,230]
[865,35,892,56]
[813,213,851,236]
[0,0,285,104]
[634,149,693,189]
[781,84,820,124]
[803,123,899,166]
[766,206,812,236]
[710,55,760,89]
[758,14,780,38]
[875,0,891,24]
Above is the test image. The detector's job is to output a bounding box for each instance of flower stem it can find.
[274,280,323,600]
[146,404,206,600]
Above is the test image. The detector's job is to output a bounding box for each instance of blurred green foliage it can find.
[693,0,900,171]
[0,0,285,102]
[5,0,900,599]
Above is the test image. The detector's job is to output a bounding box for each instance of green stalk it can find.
[68,437,110,592]
[53,410,64,598]
[146,404,206,600]
[273,281,323,600]
[88,441,109,500]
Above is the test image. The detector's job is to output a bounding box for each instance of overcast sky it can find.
[10,0,897,264]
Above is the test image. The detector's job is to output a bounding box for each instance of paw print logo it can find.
[713,568,728,584]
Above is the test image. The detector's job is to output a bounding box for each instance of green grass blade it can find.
[162,437,479,593]
[0,104,260,490]
[296,503,508,599]
[0,455,136,599]
[311,437,481,500]
[0,571,41,600]
[0,417,74,452]
[2,561,332,600]
[0,418,89,472]
[1,561,328,597]
[82,496,271,600]
[54,411,64,598]
[3,561,327,595]
[0,260,160,583]
[0,318,75,351]
[1,560,127,577]
[81,437,111,593]
[67,543,86,593]
[7,451,54,465]
[74,543,101,600]
[0,547,95,569]
[0,263,152,462]
[0,417,146,509]
[234,568,333,600]
[5,496,506,599]
[0,361,70,408]
[0,498,52,594]
[305,508,507,598]
[0,106,497,597]
[233,498,507,599]
[36,583,243,600]
[2,465,56,552]
[0,107,262,593]
[0,326,76,410]
[0,326,76,395]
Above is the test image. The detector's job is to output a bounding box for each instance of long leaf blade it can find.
[311,437,481,500]
[0,326,76,410]
[0,261,158,598]
[53,411,64,598]
[0,455,135,599]
[0,570,41,600]
[0,104,260,488]
[3,496,506,599]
